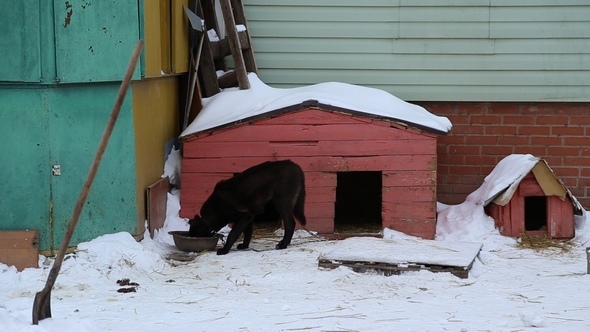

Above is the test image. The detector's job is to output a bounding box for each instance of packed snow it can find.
[180,73,452,137]
[2,150,590,331]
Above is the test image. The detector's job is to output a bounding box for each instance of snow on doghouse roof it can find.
[181,73,452,137]
[467,154,583,214]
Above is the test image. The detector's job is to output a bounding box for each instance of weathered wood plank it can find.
[318,237,482,279]
[318,259,470,278]
[383,186,436,203]
[182,155,437,173]
[382,202,437,221]
[184,139,436,158]
[146,177,170,239]
[0,230,39,271]
[382,170,437,187]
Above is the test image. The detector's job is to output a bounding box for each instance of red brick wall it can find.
[416,102,590,210]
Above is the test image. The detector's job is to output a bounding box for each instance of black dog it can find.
[188,160,307,255]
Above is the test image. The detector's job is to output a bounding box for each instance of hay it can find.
[516,234,574,253]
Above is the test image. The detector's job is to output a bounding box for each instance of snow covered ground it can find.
[1,75,588,331]
[2,184,589,331]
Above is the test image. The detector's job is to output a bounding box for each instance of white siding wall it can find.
[243,0,590,101]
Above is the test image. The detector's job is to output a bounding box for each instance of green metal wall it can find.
[0,86,138,251]
[0,0,140,84]
[0,0,142,251]
[243,0,590,102]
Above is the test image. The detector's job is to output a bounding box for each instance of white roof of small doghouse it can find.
[467,154,583,214]
[181,73,452,137]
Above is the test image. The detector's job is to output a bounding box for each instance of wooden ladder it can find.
[197,0,258,97]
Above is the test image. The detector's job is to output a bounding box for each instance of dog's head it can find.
[188,215,214,237]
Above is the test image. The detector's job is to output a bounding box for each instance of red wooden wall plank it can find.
[547,196,574,239]
[383,202,436,227]
[519,177,545,196]
[383,186,436,203]
[182,155,436,174]
[383,170,437,187]
[185,139,435,159]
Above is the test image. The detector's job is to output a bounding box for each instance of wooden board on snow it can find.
[318,237,482,279]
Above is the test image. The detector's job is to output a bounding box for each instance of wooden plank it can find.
[383,186,436,202]
[220,0,249,89]
[184,139,435,158]
[0,230,39,271]
[511,194,526,236]
[307,218,335,233]
[146,177,170,239]
[382,202,436,221]
[382,170,437,187]
[318,259,469,278]
[230,0,258,73]
[306,186,336,203]
[305,202,335,219]
[518,176,545,196]
[184,120,430,146]
[199,33,221,97]
[305,171,337,187]
[183,155,437,173]
[385,221,437,239]
[547,196,574,239]
[318,237,482,279]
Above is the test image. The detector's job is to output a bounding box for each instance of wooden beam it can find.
[220,0,249,89]
[230,0,258,73]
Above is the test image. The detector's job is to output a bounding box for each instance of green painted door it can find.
[0,1,42,82]
[0,90,52,248]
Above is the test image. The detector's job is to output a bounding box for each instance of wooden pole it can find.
[220,0,249,89]
[32,40,144,325]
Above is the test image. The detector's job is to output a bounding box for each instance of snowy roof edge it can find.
[180,99,449,140]
[180,73,452,138]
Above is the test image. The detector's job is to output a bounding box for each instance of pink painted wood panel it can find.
[182,155,436,174]
[382,186,436,203]
[383,170,437,187]
[519,176,545,196]
[383,202,436,221]
[547,196,574,239]
[306,218,335,233]
[184,139,435,159]
[180,107,440,237]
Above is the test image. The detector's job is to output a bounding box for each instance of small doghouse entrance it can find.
[335,171,382,233]
[524,196,547,232]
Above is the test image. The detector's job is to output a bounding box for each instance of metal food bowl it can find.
[168,231,218,252]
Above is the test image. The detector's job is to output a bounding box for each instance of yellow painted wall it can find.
[171,0,189,73]
[132,77,180,236]
[143,0,189,77]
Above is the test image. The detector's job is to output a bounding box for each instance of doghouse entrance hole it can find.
[524,196,547,231]
[335,171,382,233]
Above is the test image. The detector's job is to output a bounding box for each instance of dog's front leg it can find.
[237,222,253,250]
[217,226,242,255]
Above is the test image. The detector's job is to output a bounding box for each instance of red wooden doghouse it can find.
[179,75,451,239]
[485,158,583,239]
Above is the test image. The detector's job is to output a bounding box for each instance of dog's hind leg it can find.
[276,213,295,250]
[293,189,307,227]
[237,222,253,250]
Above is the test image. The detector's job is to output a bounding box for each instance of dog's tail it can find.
[294,185,307,226]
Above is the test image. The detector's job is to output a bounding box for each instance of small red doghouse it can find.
[179,75,451,239]
[485,158,583,239]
